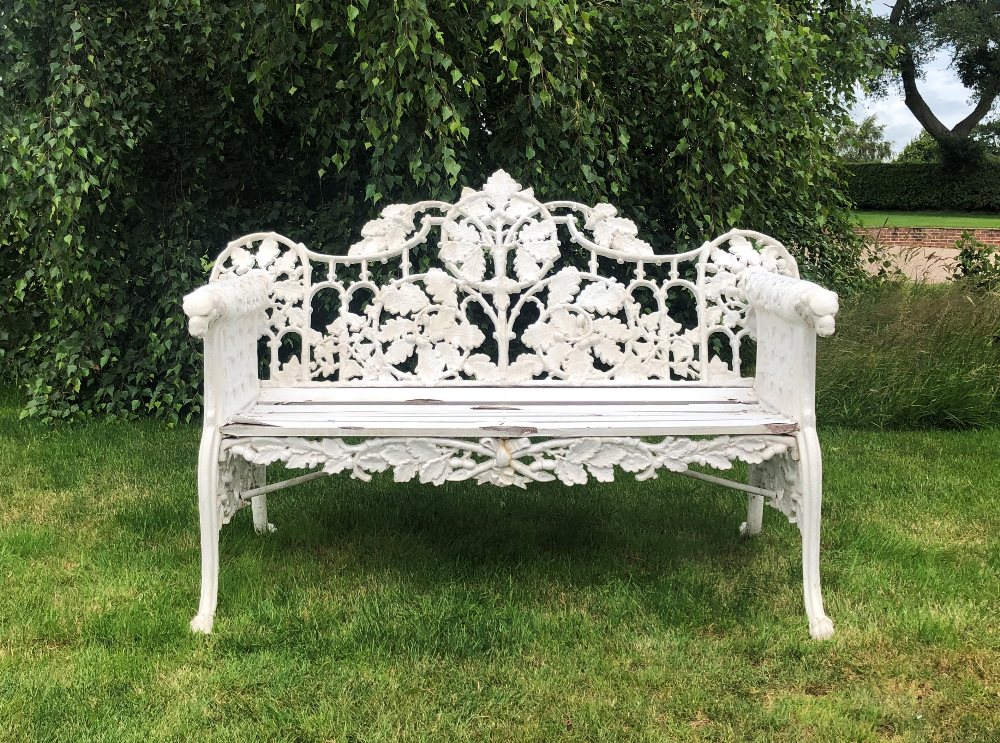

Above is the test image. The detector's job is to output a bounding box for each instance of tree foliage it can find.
[836,114,894,162]
[897,125,1000,162]
[895,131,944,162]
[883,0,1000,163]
[0,0,881,422]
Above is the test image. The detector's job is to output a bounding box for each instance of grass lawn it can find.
[1,393,997,742]
[856,211,1000,228]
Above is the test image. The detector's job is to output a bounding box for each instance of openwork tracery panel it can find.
[207,171,799,385]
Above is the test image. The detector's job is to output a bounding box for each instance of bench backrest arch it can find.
[209,170,798,386]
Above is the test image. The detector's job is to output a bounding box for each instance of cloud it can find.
[851,51,978,153]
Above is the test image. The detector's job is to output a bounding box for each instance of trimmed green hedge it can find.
[844,162,1000,212]
[2,1,878,423]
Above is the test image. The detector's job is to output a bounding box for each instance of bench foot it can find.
[190,612,215,634]
[809,614,835,640]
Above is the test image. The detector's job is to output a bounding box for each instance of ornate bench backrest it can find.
[210,170,799,386]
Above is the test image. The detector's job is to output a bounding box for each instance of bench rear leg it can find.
[798,429,834,640]
[191,430,221,634]
[740,464,765,537]
[250,468,276,534]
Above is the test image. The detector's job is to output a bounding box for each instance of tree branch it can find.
[951,86,999,138]
[889,0,998,146]
[898,50,950,140]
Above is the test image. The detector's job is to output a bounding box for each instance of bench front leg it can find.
[797,427,834,639]
[185,273,273,633]
[743,267,838,639]
[191,429,222,634]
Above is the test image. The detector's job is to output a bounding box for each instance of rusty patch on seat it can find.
[405,398,445,404]
[229,417,274,425]
[766,423,799,434]
[485,425,538,436]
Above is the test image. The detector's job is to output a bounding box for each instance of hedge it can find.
[1,1,879,423]
[844,161,1000,212]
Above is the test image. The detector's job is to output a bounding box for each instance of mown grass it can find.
[817,282,1000,429]
[857,211,1000,228]
[1,389,998,741]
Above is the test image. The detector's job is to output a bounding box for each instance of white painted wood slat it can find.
[221,422,795,437]
[244,402,760,417]
[259,379,758,390]
[257,385,760,405]
[222,400,797,437]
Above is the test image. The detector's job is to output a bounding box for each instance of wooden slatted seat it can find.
[183,170,840,639]
[222,386,798,438]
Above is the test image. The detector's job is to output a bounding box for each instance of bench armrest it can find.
[740,269,837,426]
[183,270,273,339]
[184,269,272,425]
[740,267,838,337]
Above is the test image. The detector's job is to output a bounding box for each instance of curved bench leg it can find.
[191,429,221,634]
[797,429,834,640]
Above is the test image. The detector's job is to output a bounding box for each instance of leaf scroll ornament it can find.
[703,233,796,332]
[226,434,795,491]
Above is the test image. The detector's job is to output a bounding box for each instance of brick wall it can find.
[856,227,1000,250]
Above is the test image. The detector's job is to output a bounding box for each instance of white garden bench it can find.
[183,170,839,638]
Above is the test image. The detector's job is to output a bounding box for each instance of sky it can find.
[850,1,977,155]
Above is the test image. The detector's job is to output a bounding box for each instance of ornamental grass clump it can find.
[816,282,1000,429]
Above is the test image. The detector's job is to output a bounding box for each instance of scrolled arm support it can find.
[183,270,274,339]
[740,267,839,337]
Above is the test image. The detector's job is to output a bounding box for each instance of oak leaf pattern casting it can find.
[206,173,798,384]
[227,434,795,492]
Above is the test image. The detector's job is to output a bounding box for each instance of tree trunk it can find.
[889,0,999,158]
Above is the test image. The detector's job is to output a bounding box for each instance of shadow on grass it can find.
[106,465,792,654]
[114,466,766,576]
